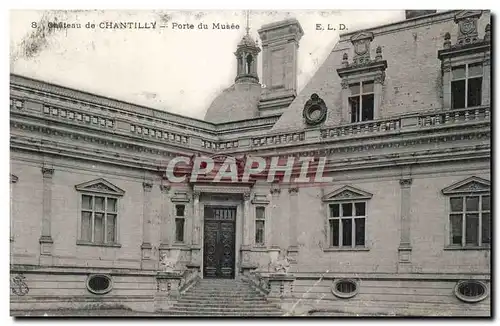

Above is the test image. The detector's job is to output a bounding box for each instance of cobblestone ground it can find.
[11,309,167,317]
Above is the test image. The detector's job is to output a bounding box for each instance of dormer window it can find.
[337,32,387,124]
[451,63,483,109]
[438,11,490,109]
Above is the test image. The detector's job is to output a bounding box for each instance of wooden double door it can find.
[203,206,236,279]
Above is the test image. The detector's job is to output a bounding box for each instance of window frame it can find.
[348,81,375,123]
[174,204,186,243]
[79,193,120,245]
[328,201,367,249]
[255,206,266,246]
[451,62,483,109]
[447,194,490,248]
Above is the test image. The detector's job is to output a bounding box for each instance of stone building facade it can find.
[10,10,491,316]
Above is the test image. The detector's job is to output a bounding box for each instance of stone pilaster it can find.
[141,181,154,269]
[243,192,251,245]
[287,186,299,262]
[482,51,491,106]
[40,167,54,264]
[189,191,201,268]
[398,177,413,273]
[269,185,281,249]
[159,183,171,248]
[10,174,18,242]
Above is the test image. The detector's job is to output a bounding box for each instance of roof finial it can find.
[245,10,250,35]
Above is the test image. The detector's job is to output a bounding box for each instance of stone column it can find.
[141,181,154,269]
[159,184,171,249]
[398,177,413,273]
[482,52,491,106]
[40,167,54,264]
[287,186,299,263]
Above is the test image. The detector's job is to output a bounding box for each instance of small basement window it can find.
[454,280,488,303]
[86,274,113,295]
[331,279,359,299]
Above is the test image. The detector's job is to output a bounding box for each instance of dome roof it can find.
[238,34,258,48]
[204,83,262,123]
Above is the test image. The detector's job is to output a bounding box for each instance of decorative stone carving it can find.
[75,178,125,196]
[350,31,374,66]
[484,24,490,42]
[322,185,373,202]
[193,191,201,200]
[375,45,383,61]
[10,274,29,296]
[270,250,292,274]
[443,32,451,49]
[341,53,348,67]
[341,78,349,89]
[442,176,490,195]
[288,186,299,195]
[399,178,413,188]
[159,251,183,273]
[243,192,251,201]
[454,10,483,45]
[143,182,153,192]
[303,93,328,126]
[159,184,171,194]
[41,168,54,179]
[374,71,386,84]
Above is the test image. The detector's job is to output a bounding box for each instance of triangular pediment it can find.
[442,176,490,195]
[454,10,483,21]
[322,185,373,202]
[75,178,125,196]
[350,31,374,42]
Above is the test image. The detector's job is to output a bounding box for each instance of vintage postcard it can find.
[9,9,491,317]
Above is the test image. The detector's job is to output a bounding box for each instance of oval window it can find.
[454,280,488,303]
[331,279,358,299]
[86,274,113,295]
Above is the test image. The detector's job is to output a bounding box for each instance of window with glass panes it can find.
[449,194,490,247]
[255,207,265,245]
[81,194,117,244]
[451,63,483,109]
[349,81,374,123]
[175,205,185,242]
[329,202,366,248]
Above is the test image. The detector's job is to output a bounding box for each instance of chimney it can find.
[257,18,304,115]
[405,10,437,19]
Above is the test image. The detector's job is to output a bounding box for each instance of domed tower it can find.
[204,11,263,123]
[234,23,261,84]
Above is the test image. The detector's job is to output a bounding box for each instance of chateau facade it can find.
[10,10,491,316]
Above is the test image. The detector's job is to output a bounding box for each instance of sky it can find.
[10,10,407,119]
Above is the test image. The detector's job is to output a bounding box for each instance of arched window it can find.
[246,54,253,74]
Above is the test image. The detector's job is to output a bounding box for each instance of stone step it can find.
[172,303,281,310]
[179,294,264,301]
[161,311,284,316]
[176,298,273,303]
[166,308,283,315]
[169,306,282,313]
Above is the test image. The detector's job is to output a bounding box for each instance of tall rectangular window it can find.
[175,204,185,242]
[349,81,374,123]
[451,63,483,109]
[449,195,490,247]
[329,202,366,248]
[255,206,265,245]
[81,194,117,244]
